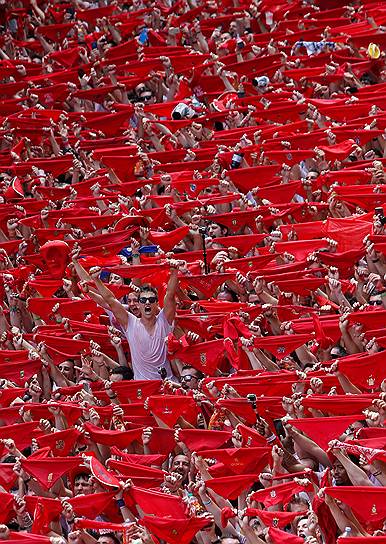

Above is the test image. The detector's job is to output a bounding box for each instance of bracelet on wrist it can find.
[116,498,125,508]
[202,499,212,505]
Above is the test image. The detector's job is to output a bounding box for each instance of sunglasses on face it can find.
[181,374,197,382]
[139,296,158,304]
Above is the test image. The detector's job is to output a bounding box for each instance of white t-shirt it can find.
[124,309,173,380]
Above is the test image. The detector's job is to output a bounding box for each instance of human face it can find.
[139,91,154,103]
[332,460,350,485]
[171,454,190,481]
[139,291,158,320]
[98,537,116,544]
[297,518,314,539]
[109,273,123,285]
[207,223,223,238]
[74,475,92,496]
[110,371,123,383]
[217,290,234,302]
[306,172,319,182]
[180,369,200,391]
[369,296,382,306]
[127,292,140,317]
[59,360,74,380]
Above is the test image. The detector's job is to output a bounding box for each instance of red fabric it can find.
[204,446,270,476]
[147,394,198,427]
[250,480,313,508]
[246,508,302,528]
[140,515,209,544]
[111,380,162,402]
[36,427,82,456]
[267,527,305,544]
[302,394,375,416]
[338,350,386,390]
[172,339,226,374]
[205,473,259,499]
[178,429,232,451]
[149,225,190,252]
[68,491,116,518]
[0,422,39,450]
[325,486,386,525]
[110,448,166,466]
[128,486,187,518]
[0,463,17,490]
[21,456,82,490]
[288,414,363,450]
[237,423,268,447]
[83,422,143,448]
[90,456,121,489]
[24,495,62,531]
[0,492,15,523]
[253,333,311,358]
[179,273,236,299]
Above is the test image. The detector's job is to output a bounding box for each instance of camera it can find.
[252,75,269,88]
[158,366,167,379]
[171,103,195,120]
[246,393,257,410]
[375,207,386,225]
[230,152,243,169]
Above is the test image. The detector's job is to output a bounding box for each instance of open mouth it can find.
[144,305,152,315]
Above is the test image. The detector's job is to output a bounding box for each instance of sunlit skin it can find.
[127,292,140,317]
[58,360,75,381]
[73,474,93,496]
[139,290,159,323]
[170,454,190,483]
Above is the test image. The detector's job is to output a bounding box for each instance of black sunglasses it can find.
[139,296,158,304]
[181,374,197,382]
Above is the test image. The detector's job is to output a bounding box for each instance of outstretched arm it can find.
[163,260,181,325]
[88,267,129,330]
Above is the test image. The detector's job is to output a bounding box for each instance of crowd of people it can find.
[0,0,386,542]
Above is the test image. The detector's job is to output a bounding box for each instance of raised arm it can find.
[88,267,129,329]
[163,260,181,325]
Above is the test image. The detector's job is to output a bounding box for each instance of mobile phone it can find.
[158,366,167,379]
[375,207,386,225]
[273,418,286,440]
[246,393,257,411]
[139,245,158,254]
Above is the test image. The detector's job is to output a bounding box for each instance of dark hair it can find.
[330,345,347,358]
[218,287,238,301]
[110,365,133,381]
[139,285,158,298]
[209,221,229,235]
[74,471,91,482]
[97,532,121,544]
[181,365,204,380]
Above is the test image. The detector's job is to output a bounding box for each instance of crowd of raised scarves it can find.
[0,0,386,543]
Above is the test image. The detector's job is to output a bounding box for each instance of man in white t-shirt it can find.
[88,260,181,380]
